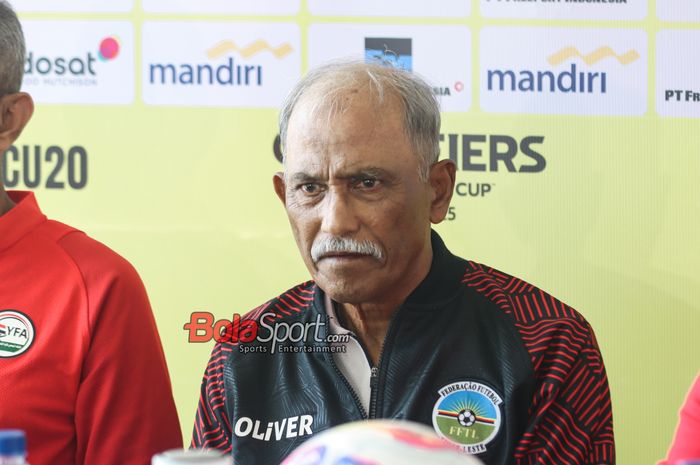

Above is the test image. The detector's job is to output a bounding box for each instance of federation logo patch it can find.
[0,310,35,358]
[431,381,503,454]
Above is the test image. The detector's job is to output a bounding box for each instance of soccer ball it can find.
[152,449,231,465]
[458,409,476,427]
[280,419,483,465]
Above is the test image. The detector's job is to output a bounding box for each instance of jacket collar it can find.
[402,229,467,308]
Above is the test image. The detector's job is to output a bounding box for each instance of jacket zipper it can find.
[369,366,379,418]
[367,306,403,419]
[323,300,405,420]
[324,313,368,419]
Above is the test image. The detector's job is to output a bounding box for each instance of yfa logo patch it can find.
[0,310,35,358]
[432,381,502,454]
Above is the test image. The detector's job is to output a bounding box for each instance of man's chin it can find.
[312,259,383,301]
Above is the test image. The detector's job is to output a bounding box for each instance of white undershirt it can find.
[325,294,373,413]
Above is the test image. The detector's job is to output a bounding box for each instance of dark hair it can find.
[0,1,26,96]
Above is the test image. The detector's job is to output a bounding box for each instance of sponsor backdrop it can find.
[6,0,699,463]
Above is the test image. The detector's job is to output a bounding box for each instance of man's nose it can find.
[320,190,360,236]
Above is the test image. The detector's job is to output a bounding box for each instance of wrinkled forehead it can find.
[283,87,415,177]
[286,85,405,150]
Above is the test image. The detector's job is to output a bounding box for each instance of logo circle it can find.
[98,37,120,61]
[0,310,35,358]
[432,381,502,454]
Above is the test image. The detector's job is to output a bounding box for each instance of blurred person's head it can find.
[0,0,34,210]
[0,0,26,97]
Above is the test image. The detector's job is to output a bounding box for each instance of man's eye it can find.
[300,183,319,194]
[359,178,378,189]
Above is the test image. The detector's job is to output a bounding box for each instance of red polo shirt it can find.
[0,191,182,465]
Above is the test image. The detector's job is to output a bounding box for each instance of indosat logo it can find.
[486,46,639,94]
[24,37,121,86]
[148,39,293,87]
[364,37,464,97]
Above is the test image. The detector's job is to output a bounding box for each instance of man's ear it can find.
[428,159,457,224]
[273,171,287,205]
[0,93,34,150]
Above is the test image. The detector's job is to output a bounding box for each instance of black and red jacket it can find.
[192,231,614,465]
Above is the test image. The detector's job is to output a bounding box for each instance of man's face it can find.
[275,90,435,306]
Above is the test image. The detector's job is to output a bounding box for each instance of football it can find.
[280,419,483,465]
[458,409,476,427]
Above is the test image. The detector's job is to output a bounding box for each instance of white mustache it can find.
[311,236,384,262]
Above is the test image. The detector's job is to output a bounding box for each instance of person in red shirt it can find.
[0,2,182,464]
[659,373,700,465]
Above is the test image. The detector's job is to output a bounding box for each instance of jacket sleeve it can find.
[191,342,233,452]
[658,373,700,465]
[514,319,615,465]
[64,234,183,465]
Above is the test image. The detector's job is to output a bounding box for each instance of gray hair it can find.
[278,60,441,181]
[0,1,25,96]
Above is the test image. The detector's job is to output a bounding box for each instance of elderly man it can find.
[193,62,614,465]
[0,2,181,464]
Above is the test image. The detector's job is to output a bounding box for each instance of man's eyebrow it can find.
[343,167,394,181]
[287,167,395,184]
[287,172,319,184]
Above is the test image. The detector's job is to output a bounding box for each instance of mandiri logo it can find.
[480,27,647,116]
[142,21,301,107]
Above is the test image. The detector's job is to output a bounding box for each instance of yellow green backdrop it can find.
[8,1,699,463]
